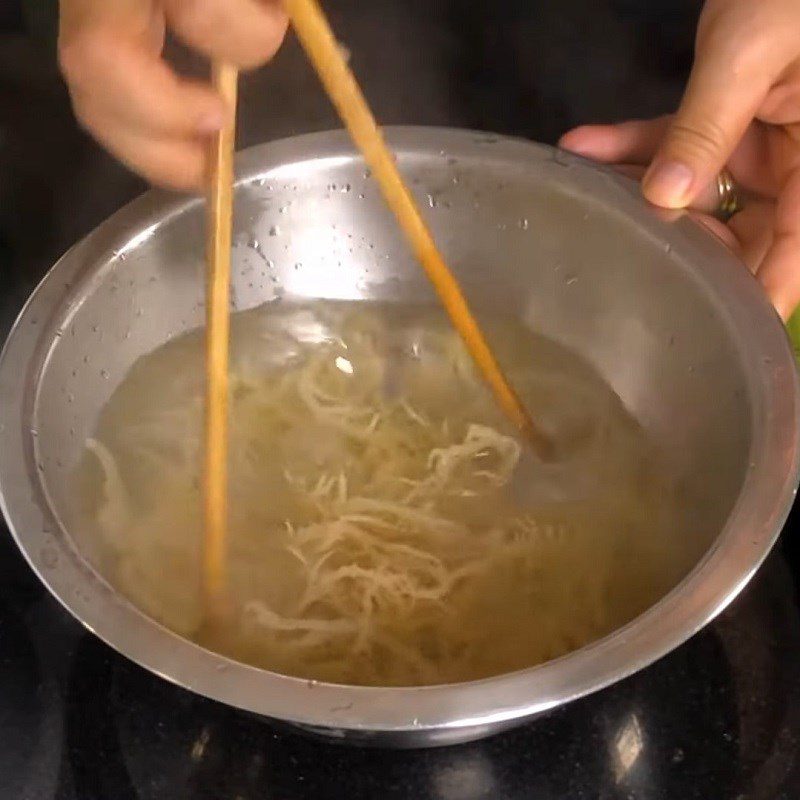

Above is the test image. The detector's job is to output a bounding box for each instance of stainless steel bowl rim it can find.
[1,127,798,737]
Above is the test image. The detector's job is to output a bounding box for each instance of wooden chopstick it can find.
[284,0,551,457]
[202,62,238,623]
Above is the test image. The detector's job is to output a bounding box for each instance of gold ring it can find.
[715,169,743,222]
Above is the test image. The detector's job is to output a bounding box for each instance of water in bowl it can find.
[70,300,693,686]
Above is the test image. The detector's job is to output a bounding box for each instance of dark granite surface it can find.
[3,1,800,797]
[3,515,800,800]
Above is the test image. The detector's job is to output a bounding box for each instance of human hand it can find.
[559,0,800,320]
[58,0,288,191]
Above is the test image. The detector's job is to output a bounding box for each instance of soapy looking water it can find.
[72,301,690,686]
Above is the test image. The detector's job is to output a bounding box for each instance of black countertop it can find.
[3,519,800,799]
[3,1,800,797]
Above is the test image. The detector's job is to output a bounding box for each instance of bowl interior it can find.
[7,129,796,743]
[35,136,749,571]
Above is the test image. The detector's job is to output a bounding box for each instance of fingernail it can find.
[558,131,590,156]
[642,160,695,208]
[560,140,592,157]
[197,111,225,134]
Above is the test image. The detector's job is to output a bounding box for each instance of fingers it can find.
[62,35,228,140]
[756,169,800,320]
[692,202,775,277]
[760,62,800,126]
[60,30,218,190]
[559,117,789,315]
[688,212,742,253]
[641,5,790,210]
[558,118,671,165]
[164,0,288,70]
[729,202,775,273]
[86,109,208,190]
[59,1,221,190]
[58,0,288,190]
[559,121,749,217]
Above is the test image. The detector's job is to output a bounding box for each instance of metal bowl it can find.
[1,128,798,747]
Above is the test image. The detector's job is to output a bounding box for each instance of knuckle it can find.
[261,7,289,53]
[57,30,101,88]
[167,0,209,38]
[262,19,288,60]
[167,0,285,68]
[167,0,233,60]
[225,22,285,70]
[232,49,265,72]
[68,100,99,138]
[58,27,119,93]
[668,118,730,161]
[67,95,92,127]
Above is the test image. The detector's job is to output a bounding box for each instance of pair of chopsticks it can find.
[202,0,550,622]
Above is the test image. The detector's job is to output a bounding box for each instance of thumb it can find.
[643,34,774,209]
